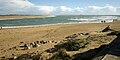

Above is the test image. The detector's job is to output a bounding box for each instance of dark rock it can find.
[15,54,32,60]
[107,31,120,36]
[36,41,40,44]
[102,25,114,32]
[47,48,58,53]
[52,41,54,43]
[1,56,5,58]
[65,36,71,39]
[54,41,57,43]
[20,42,24,44]
[85,33,89,35]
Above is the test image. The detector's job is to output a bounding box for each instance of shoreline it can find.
[1,21,113,29]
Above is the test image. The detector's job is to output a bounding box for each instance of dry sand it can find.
[0,20,120,57]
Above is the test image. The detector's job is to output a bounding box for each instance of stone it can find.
[15,54,32,60]
[102,25,112,32]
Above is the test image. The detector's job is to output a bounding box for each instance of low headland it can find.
[0,15,54,20]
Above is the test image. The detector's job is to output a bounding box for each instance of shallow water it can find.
[0,15,120,28]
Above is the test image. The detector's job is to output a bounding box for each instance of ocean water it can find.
[0,15,120,28]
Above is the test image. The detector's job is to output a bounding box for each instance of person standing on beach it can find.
[103,20,106,23]
[1,27,2,29]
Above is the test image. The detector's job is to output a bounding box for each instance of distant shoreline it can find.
[0,15,55,20]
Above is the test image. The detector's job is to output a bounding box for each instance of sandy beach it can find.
[0,20,120,59]
[0,15,48,20]
[0,0,120,60]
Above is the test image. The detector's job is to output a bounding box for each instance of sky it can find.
[0,0,120,15]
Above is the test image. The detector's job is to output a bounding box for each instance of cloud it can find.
[0,0,33,11]
[0,0,55,15]
[87,6,102,12]
[85,5,119,15]
[56,6,85,14]
[74,7,85,12]
[117,7,120,13]
[36,6,55,14]
[0,0,119,15]
[103,5,117,12]
[59,6,73,12]
[59,6,85,12]
[55,5,119,15]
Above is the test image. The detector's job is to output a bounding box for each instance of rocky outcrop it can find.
[9,40,60,50]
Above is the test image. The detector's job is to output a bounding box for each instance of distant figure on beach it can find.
[101,21,103,23]
[0,27,2,29]
[101,20,106,23]
[103,20,106,23]
[113,19,118,22]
